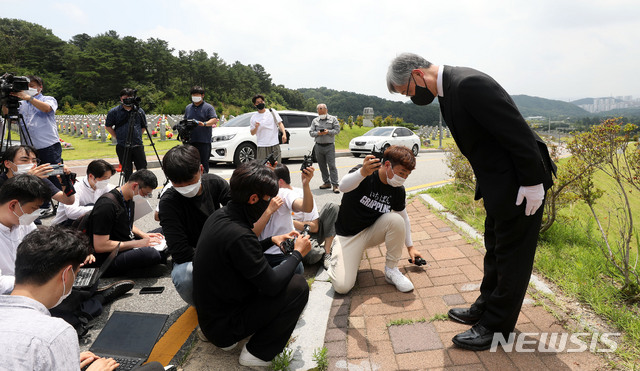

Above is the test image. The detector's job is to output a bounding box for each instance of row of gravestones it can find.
[55,114,185,144]
[416,126,451,140]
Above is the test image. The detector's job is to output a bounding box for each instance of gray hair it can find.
[386,53,432,93]
[316,103,327,110]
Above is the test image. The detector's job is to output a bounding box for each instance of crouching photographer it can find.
[192,160,310,368]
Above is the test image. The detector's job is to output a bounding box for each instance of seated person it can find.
[158,145,231,305]
[0,226,164,371]
[0,145,75,206]
[52,159,115,226]
[253,163,314,274]
[88,169,164,277]
[0,174,50,292]
[327,145,424,294]
[193,160,311,368]
[293,200,339,269]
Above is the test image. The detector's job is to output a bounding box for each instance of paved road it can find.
[53,149,451,367]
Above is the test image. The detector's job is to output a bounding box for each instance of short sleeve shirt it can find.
[89,188,134,262]
[18,93,60,149]
[250,109,282,147]
[259,187,299,255]
[105,105,147,146]
[335,166,406,236]
[184,101,217,143]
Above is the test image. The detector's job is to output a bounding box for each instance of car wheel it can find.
[352,152,361,158]
[412,144,419,156]
[382,143,390,152]
[234,142,257,167]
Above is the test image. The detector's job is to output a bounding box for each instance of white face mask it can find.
[386,166,406,187]
[14,203,42,225]
[27,88,38,97]
[191,96,202,103]
[95,179,110,190]
[53,267,74,308]
[173,179,201,198]
[319,114,327,120]
[14,163,34,175]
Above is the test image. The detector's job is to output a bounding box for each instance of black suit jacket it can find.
[438,66,555,220]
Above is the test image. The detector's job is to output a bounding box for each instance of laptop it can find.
[87,311,168,371]
[73,243,119,289]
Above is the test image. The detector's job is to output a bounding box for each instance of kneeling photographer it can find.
[183,86,219,173]
[192,160,311,368]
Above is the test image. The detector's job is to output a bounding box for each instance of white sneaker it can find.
[239,344,271,367]
[219,342,238,351]
[323,252,331,271]
[385,266,414,292]
[196,326,209,342]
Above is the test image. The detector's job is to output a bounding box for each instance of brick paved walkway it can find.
[323,198,607,370]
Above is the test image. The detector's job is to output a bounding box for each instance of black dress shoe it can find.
[97,280,135,304]
[448,307,483,325]
[452,324,495,351]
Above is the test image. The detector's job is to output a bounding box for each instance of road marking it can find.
[405,178,454,192]
[146,306,199,366]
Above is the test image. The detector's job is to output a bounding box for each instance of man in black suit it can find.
[387,53,555,351]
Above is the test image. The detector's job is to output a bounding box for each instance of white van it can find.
[210,110,318,166]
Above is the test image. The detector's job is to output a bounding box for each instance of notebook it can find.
[73,243,119,289]
[88,311,168,371]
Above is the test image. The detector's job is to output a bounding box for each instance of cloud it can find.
[52,2,87,23]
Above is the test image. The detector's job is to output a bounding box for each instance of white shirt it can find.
[52,176,114,225]
[259,187,299,255]
[0,222,37,276]
[0,268,15,294]
[291,187,319,227]
[250,109,282,147]
[0,295,80,370]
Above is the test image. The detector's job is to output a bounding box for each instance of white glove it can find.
[515,183,544,216]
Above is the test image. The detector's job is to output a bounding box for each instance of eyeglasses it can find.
[402,74,416,96]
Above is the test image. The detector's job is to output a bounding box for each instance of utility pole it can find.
[438,112,443,149]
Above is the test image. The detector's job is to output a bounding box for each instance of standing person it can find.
[310,103,341,193]
[183,86,219,173]
[249,94,287,163]
[193,160,310,367]
[387,52,556,350]
[105,88,148,182]
[10,75,62,217]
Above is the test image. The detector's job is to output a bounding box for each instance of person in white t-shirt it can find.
[249,94,287,163]
[52,159,115,226]
[253,163,314,274]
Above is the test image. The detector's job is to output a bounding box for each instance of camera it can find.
[48,163,64,176]
[122,94,141,107]
[370,145,385,162]
[173,119,199,143]
[300,152,313,171]
[1,73,30,117]
[408,257,427,266]
[264,152,276,166]
[280,224,310,255]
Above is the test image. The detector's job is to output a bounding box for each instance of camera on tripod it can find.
[280,224,311,255]
[173,119,199,143]
[1,73,30,118]
[122,94,141,107]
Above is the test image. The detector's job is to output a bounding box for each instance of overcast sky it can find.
[3,0,640,102]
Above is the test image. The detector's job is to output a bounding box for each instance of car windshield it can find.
[221,113,252,127]
[363,127,394,137]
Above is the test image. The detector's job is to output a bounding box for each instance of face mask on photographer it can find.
[53,266,75,308]
[319,114,328,120]
[385,163,406,188]
[13,202,42,225]
[191,95,202,103]
[174,179,201,198]
[95,179,110,190]
[27,87,38,97]
[244,196,271,223]
[10,162,34,175]
[255,102,266,110]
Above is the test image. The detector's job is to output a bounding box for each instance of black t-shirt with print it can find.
[335,165,406,236]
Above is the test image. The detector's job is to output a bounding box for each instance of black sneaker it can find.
[97,280,135,304]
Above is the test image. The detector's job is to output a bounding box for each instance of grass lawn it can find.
[58,132,181,161]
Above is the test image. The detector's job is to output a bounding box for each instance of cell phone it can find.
[139,286,165,294]
[49,164,64,176]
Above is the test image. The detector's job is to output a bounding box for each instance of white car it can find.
[210,110,318,166]
[349,126,421,157]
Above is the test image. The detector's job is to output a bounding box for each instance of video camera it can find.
[280,224,310,255]
[0,73,30,118]
[122,92,141,107]
[300,152,313,171]
[173,119,199,143]
[263,152,276,166]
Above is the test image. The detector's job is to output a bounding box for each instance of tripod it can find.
[1,109,35,154]
[117,104,164,187]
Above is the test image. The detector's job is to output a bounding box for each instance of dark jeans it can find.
[189,141,212,173]
[473,198,545,335]
[201,274,309,361]
[115,144,147,182]
[37,142,63,208]
[104,246,162,277]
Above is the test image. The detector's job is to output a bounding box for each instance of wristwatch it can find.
[29,96,35,103]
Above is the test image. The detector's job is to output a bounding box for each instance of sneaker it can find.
[196,326,209,342]
[219,342,238,351]
[319,183,331,189]
[384,266,414,292]
[239,344,271,367]
[323,251,331,271]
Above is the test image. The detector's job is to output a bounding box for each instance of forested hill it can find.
[0,18,312,115]
[511,95,589,118]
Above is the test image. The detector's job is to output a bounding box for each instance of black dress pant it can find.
[115,144,147,181]
[189,141,212,173]
[104,246,162,277]
[472,199,545,335]
[202,274,309,361]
